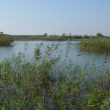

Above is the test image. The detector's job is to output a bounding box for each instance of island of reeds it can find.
[0,35,14,46]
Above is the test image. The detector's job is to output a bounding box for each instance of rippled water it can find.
[0,41,110,69]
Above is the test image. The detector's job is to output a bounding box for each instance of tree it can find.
[96,33,104,37]
[44,33,48,37]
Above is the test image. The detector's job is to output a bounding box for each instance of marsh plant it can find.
[0,35,13,46]
[79,38,110,54]
[0,43,110,110]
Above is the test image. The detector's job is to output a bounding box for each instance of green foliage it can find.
[79,38,110,54]
[0,35,13,46]
[0,44,110,110]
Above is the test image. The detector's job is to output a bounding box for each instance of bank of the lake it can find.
[0,34,90,41]
[12,35,87,41]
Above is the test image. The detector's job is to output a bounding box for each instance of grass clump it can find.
[0,35,14,46]
[79,38,110,54]
[0,44,110,110]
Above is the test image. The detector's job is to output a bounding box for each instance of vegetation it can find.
[0,35,14,46]
[5,34,90,41]
[0,44,110,110]
[12,35,80,41]
[79,38,110,54]
[0,33,110,41]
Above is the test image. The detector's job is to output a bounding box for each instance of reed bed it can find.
[0,36,13,46]
[0,44,110,110]
[79,38,110,54]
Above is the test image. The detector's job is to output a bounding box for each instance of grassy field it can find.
[0,35,14,46]
[0,44,110,110]
[79,38,110,54]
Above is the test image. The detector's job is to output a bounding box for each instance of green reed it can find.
[0,43,110,110]
[0,35,13,46]
[79,38,110,54]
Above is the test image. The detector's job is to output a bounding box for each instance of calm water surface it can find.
[0,41,110,69]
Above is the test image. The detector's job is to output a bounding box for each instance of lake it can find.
[0,41,110,70]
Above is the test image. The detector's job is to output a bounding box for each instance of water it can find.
[0,41,110,69]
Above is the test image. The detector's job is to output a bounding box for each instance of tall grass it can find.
[0,35,13,46]
[0,44,110,110]
[79,38,110,54]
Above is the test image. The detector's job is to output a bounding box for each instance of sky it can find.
[0,0,110,35]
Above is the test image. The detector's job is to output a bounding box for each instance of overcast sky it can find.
[0,0,110,35]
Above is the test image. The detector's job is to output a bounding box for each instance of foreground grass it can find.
[79,38,110,54]
[0,44,110,110]
[0,35,13,46]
